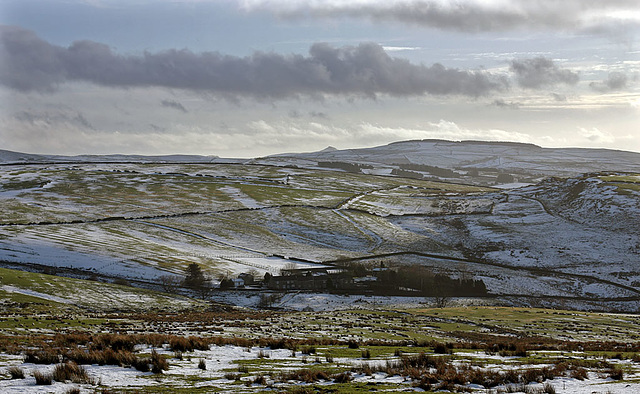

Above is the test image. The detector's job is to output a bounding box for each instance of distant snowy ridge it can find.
[4,140,640,177]
[264,139,640,177]
[0,149,219,164]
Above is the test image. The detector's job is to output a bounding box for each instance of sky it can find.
[0,0,639,158]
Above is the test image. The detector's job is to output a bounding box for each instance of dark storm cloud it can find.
[589,72,628,92]
[0,26,66,92]
[510,57,579,89]
[245,0,640,33]
[0,25,507,98]
[161,99,188,113]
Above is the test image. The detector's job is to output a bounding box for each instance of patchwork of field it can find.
[1,163,640,310]
[0,163,487,279]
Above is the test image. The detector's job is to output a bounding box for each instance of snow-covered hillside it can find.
[261,139,640,181]
[1,142,639,311]
[527,173,640,234]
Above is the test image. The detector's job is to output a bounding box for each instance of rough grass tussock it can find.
[33,370,53,385]
[7,366,25,379]
[52,362,94,384]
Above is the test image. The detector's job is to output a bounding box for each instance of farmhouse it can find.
[267,268,353,291]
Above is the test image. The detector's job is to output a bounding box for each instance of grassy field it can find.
[0,163,493,223]
[0,267,205,320]
[0,163,478,279]
[0,268,639,393]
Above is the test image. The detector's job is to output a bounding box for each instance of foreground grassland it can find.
[1,268,640,393]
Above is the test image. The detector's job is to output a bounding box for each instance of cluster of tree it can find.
[463,167,516,183]
[343,262,487,297]
[218,277,235,290]
[390,168,423,179]
[376,265,486,297]
[160,263,213,299]
[317,161,373,173]
[496,173,515,183]
[394,163,461,178]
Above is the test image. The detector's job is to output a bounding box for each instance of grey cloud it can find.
[491,99,520,109]
[1,26,507,98]
[74,113,94,129]
[289,110,329,119]
[309,111,329,119]
[551,93,567,102]
[161,99,188,113]
[149,123,167,132]
[14,110,95,130]
[0,26,66,92]
[510,57,579,89]
[243,0,640,33]
[589,72,628,92]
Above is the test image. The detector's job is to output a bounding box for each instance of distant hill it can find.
[261,139,640,178]
[0,149,219,164]
[4,140,640,181]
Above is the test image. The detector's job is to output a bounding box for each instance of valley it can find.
[1,141,639,392]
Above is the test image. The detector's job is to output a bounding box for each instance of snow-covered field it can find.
[2,344,639,393]
[1,145,640,393]
[0,148,639,310]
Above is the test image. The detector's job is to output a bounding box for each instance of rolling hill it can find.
[1,141,639,311]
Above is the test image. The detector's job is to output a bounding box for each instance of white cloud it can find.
[382,46,421,52]
[423,119,534,142]
[577,127,616,144]
[241,119,537,154]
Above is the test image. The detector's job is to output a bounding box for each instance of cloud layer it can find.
[241,0,640,33]
[0,25,507,98]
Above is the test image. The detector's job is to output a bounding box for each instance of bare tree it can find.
[432,285,451,308]
[280,261,298,275]
[159,275,181,293]
[256,293,284,309]
[196,280,214,299]
[433,294,451,308]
